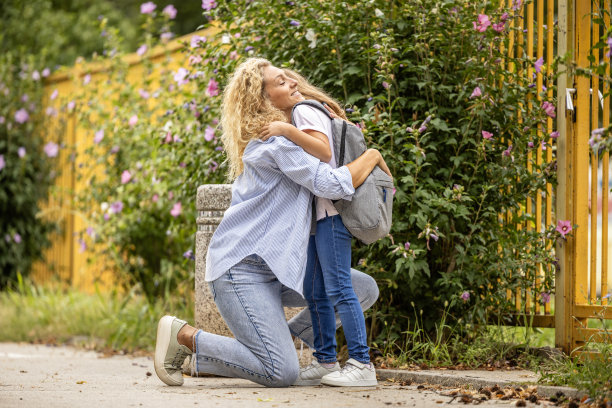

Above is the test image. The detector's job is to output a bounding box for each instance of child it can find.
[259,72,378,387]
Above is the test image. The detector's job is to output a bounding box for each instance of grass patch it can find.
[0,275,194,353]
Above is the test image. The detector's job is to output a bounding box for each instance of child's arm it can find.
[260,121,332,163]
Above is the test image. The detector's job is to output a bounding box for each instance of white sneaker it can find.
[320,358,377,387]
[293,360,340,386]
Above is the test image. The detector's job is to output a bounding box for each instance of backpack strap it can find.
[338,121,347,167]
[290,100,334,126]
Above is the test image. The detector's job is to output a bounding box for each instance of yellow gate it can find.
[556,0,612,354]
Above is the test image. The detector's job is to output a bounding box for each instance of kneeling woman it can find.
[154,58,391,387]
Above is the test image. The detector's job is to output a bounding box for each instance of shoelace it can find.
[171,348,190,369]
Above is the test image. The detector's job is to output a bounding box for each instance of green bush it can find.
[195,0,563,336]
[0,51,59,289]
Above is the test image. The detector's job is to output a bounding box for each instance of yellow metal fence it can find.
[33,3,612,353]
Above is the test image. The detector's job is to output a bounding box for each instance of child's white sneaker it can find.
[320,358,377,387]
[293,360,340,386]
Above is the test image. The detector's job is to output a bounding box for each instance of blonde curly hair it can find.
[221,58,347,180]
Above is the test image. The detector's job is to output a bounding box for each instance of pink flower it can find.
[152,194,159,203]
[404,242,410,251]
[44,142,59,157]
[482,130,493,140]
[209,160,218,172]
[140,2,156,14]
[83,74,91,85]
[500,12,509,22]
[50,89,58,100]
[162,4,177,19]
[164,132,173,143]
[470,86,482,98]
[168,191,174,200]
[550,131,559,139]
[229,51,238,60]
[512,0,523,10]
[204,125,215,141]
[492,22,505,32]
[0,155,5,171]
[18,147,26,158]
[139,89,150,99]
[129,115,138,126]
[540,292,551,304]
[67,100,76,111]
[556,220,572,237]
[78,239,87,253]
[121,170,132,184]
[473,14,491,32]
[202,0,217,11]
[190,35,206,48]
[110,201,123,214]
[461,291,470,302]
[541,140,547,151]
[46,107,57,117]
[502,145,513,157]
[42,68,50,77]
[160,32,173,42]
[170,202,182,217]
[189,55,203,65]
[137,44,148,56]
[206,78,219,97]
[13,233,22,244]
[174,68,189,86]
[382,81,390,89]
[535,57,544,73]
[542,101,556,118]
[14,108,29,124]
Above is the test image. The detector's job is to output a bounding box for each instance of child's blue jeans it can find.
[304,214,371,364]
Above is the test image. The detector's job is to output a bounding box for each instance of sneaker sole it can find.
[292,378,322,386]
[154,315,183,386]
[320,378,378,387]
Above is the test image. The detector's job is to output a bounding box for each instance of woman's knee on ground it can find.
[262,358,299,387]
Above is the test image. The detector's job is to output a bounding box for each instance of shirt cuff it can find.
[335,166,355,201]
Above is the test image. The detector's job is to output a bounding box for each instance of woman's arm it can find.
[346,149,392,188]
[260,121,332,163]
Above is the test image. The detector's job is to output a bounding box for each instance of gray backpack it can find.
[291,100,394,245]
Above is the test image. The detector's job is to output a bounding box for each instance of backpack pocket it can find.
[334,166,394,244]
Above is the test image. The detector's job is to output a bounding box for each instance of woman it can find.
[154,58,391,387]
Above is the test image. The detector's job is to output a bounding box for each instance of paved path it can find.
[0,343,562,407]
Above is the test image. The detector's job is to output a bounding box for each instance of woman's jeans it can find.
[304,214,371,364]
[193,254,378,387]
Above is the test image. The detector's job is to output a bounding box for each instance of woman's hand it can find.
[375,150,393,180]
[323,104,357,127]
[260,121,292,141]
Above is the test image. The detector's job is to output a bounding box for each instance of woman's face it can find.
[262,65,304,114]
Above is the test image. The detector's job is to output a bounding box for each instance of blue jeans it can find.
[193,254,378,387]
[304,214,371,364]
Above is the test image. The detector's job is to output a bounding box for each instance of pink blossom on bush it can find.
[110,201,123,214]
[50,89,58,100]
[42,68,50,77]
[473,14,491,32]
[206,78,219,97]
[14,108,29,124]
[492,22,505,32]
[202,0,217,10]
[139,89,150,99]
[13,233,21,243]
[152,194,159,203]
[461,291,470,301]
[44,142,59,157]
[189,55,203,65]
[470,87,482,98]
[204,125,215,141]
[542,101,556,118]
[121,170,132,184]
[170,202,182,217]
[229,51,238,60]
[534,57,544,73]
[540,292,551,304]
[482,130,493,140]
[67,100,76,111]
[382,81,390,89]
[556,220,572,237]
[140,2,156,14]
[0,155,4,171]
[174,68,189,86]
[162,4,177,19]
[404,242,410,251]
[129,115,138,126]
[18,147,26,158]
[83,74,91,85]
[550,131,559,139]
[191,35,206,48]
[137,44,148,56]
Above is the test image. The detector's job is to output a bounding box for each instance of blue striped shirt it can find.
[205,136,355,294]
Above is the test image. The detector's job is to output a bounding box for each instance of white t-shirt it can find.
[292,104,340,221]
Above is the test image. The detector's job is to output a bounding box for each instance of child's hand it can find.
[260,121,292,141]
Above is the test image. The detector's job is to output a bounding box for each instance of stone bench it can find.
[194,184,312,364]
